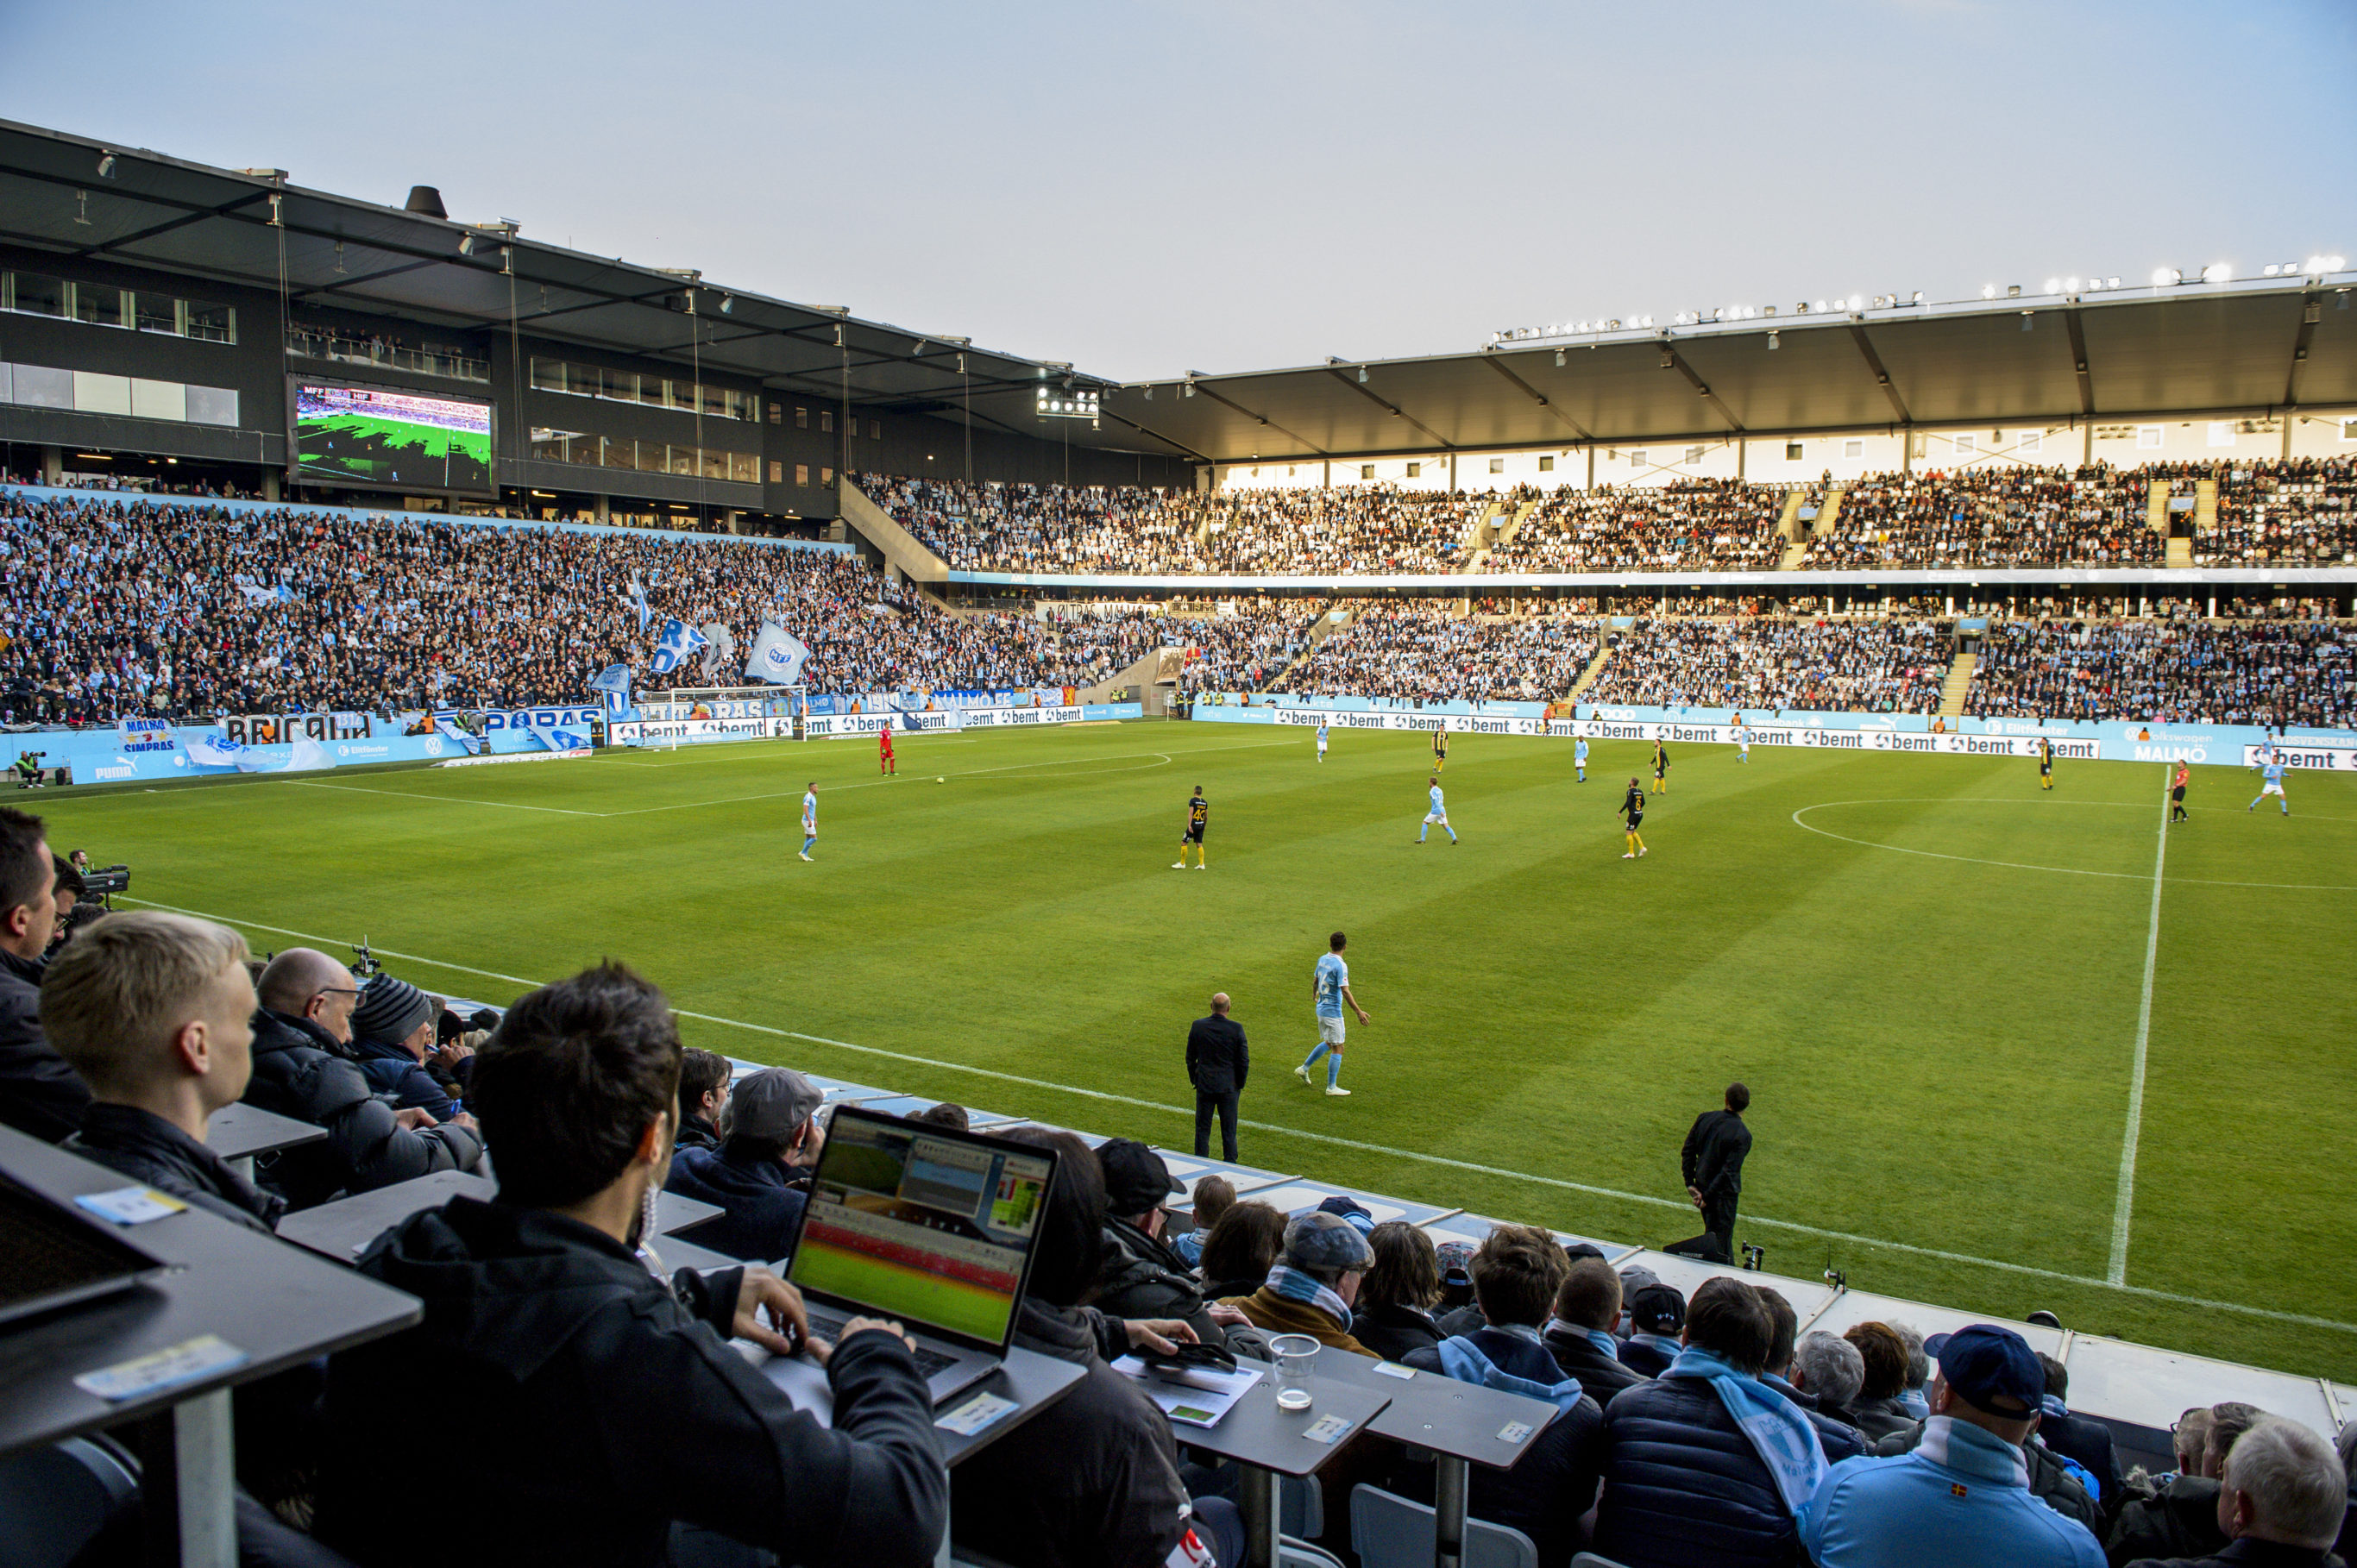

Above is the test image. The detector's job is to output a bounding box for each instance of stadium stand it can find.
[1582,618,1953,713]
[1485,479,1787,573]
[1964,618,2357,728]
[1273,605,1600,704]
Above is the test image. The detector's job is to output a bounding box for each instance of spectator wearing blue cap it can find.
[1801,1323,2106,1567]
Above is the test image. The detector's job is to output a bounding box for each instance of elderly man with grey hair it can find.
[1792,1330,1867,1423]
[2121,1416,2350,1567]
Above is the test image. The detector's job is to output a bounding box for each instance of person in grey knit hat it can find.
[349,973,460,1120]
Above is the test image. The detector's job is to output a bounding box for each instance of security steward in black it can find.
[1669,1082,1753,1264]
[1185,991,1249,1160]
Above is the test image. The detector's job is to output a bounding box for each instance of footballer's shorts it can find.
[1185,825,1205,843]
[1423,812,1448,825]
[1625,812,1644,830]
[2172,785,2186,801]
[1317,1014,1347,1046]
[2261,781,2285,796]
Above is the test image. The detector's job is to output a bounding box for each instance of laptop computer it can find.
[0,1173,170,1331]
[757,1105,1057,1417]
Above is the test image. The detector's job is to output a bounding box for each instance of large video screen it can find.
[292,382,493,493]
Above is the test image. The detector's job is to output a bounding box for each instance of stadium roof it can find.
[3,117,2350,469]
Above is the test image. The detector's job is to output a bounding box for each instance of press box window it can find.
[1488,458,1505,474]
[1361,464,1375,480]
[1537,456,1554,472]
[769,403,783,424]
[1843,440,1864,460]
[871,419,881,440]
[795,464,809,486]
[770,461,783,483]
[1785,442,1803,461]
[1405,462,1421,478]
[795,407,809,429]
[820,411,833,433]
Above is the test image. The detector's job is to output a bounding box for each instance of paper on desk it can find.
[1112,1354,1264,1427]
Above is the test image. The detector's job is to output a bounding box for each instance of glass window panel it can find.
[703,385,728,419]
[185,385,238,425]
[669,380,695,412]
[529,357,563,392]
[11,273,65,317]
[529,428,567,461]
[768,460,783,483]
[795,464,808,486]
[732,452,757,483]
[820,467,833,485]
[605,438,637,471]
[69,283,126,327]
[701,448,727,480]
[795,406,808,429]
[185,301,234,342]
[871,419,881,440]
[135,292,181,334]
[603,367,638,402]
[820,410,833,433]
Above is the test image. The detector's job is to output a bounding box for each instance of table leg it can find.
[934,1492,952,1568]
[1238,1464,1281,1568]
[137,1389,236,1568]
[1433,1453,1468,1568]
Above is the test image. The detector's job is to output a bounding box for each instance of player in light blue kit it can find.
[1297,931,1370,1097]
[799,781,819,860]
[2247,756,2290,815]
[1316,720,1329,762]
[1574,736,1588,782]
[1418,775,1457,844]
[1733,712,1750,762]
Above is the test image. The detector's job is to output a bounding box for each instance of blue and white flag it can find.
[629,576,652,635]
[588,663,632,713]
[435,720,483,756]
[742,621,811,686]
[535,725,591,752]
[650,618,707,676]
[183,734,248,768]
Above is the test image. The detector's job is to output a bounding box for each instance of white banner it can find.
[1261,706,2106,760]
[609,717,795,746]
[2241,743,2357,771]
[959,705,1087,729]
[808,711,969,738]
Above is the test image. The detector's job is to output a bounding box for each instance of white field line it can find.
[2109,767,2172,1285]
[123,896,2357,1340]
[285,780,608,816]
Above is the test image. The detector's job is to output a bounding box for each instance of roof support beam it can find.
[1480,354,1593,441]
[1845,323,1914,424]
[1100,408,1216,464]
[1322,367,1453,449]
[1661,343,1744,432]
[2284,291,2322,408]
[1184,379,1328,457]
[2061,306,2096,416]
[68,190,273,261]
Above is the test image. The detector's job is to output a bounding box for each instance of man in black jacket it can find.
[1669,1081,1752,1263]
[47,910,284,1235]
[1093,1138,1222,1347]
[1543,1254,1650,1402]
[2120,1417,2349,1568]
[2109,1402,2267,1565]
[2036,1352,2125,1521]
[347,973,461,1120]
[315,961,946,1568]
[246,947,483,1206]
[1186,991,1248,1160]
[0,806,87,1142]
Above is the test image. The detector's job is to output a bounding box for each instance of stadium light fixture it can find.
[458,234,476,255]
[1357,366,1369,384]
[2202,263,2232,283]
[2044,278,2060,294]
[1555,348,1566,366]
[96,152,116,179]
[719,294,734,314]
[1766,331,1780,350]
[2153,267,2181,286]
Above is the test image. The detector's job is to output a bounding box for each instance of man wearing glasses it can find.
[247,948,484,1207]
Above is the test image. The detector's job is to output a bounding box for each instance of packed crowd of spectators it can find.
[5,838,2354,1568]
[1585,617,1954,712]
[2203,457,2357,566]
[1800,467,2163,570]
[0,493,1162,726]
[1488,479,1788,572]
[1966,618,2357,728]
[1275,605,1600,704]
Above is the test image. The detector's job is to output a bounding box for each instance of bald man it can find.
[1186,991,1248,1160]
[245,947,484,1207]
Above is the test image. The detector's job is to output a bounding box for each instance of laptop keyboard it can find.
[805,1309,960,1378]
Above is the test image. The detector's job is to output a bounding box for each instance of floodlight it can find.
[719,294,734,314]
[96,152,116,179]
[1983,285,1996,298]
[1847,294,1863,310]
[2065,277,2079,292]
[1555,348,1566,366]
[2045,278,2060,293]
[458,234,476,255]
[2153,267,2181,286]
[1357,366,1368,384]
[2202,263,2231,283]
[1766,331,1780,351]
[2106,278,2119,289]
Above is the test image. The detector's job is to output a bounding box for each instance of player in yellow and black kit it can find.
[1651,738,1670,793]
[2038,737,2053,791]
[1431,727,1448,773]
[1619,776,1649,858]
[1172,785,1210,869]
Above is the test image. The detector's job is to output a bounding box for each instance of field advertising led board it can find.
[292,380,494,493]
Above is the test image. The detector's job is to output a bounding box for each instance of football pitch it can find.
[48,721,2357,1380]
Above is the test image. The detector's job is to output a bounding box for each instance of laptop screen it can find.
[788,1107,1055,1353]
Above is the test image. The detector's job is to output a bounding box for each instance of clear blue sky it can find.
[5,0,2351,380]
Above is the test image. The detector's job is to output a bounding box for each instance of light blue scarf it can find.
[1263,1264,1351,1330]
[1435,1333,1587,1414]
[1548,1318,1623,1364]
[1669,1345,1826,1521]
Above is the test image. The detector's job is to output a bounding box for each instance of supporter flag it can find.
[700,622,736,684]
[649,618,707,676]
[629,576,652,634]
[535,726,590,752]
[588,664,632,713]
[183,734,248,768]
[742,621,811,686]
[435,720,483,756]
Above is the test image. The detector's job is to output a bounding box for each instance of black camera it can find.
[81,864,130,899]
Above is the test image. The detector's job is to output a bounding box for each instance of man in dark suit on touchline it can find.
[1669,1081,1752,1264]
[1186,991,1248,1161]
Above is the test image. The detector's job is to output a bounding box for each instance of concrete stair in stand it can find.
[1938,651,1977,717]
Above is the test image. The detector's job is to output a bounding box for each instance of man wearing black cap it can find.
[1093,1138,1222,1346]
[1669,1082,1752,1264]
[663,1067,822,1264]
[1801,1323,2105,1567]
[1618,1283,1687,1377]
[349,974,462,1122]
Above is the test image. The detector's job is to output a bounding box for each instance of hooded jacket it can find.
[663,1142,807,1264]
[1544,1321,1651,1402]
[315,1196,943,1568]
[242,1008,483,1207]
[0,945,88,1141]
[66,1102,285,1233]
[1871,1416,2104,1540]
[1095,1215,1219,1345]
[1400,1327,1607,1568]
[1804,1414,2106,1567]
[2107,1476,2229,1566]
[349,1032,460,1120]
[950,1297,1197,1568]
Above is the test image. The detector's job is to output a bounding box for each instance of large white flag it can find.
[743,620,811,686]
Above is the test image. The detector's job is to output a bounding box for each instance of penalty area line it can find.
[116,895,2357,1340]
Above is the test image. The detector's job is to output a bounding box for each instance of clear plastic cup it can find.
[1270,1333,1319,1412]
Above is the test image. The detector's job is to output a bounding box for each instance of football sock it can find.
[1327,1053,1342,1088]
[1417,824,1428,842]
[1303,1043,1330,1069]
[1445,825,1457,843]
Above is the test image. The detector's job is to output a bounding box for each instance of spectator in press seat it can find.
[1543,1254,1650,1402]
[909,1101,969,1130]
[0,806,86,1141]
[348,974,462,1121]
[2122,1416,2349,1568]
[1591,1275,1838,1568]
[674,1048,732,1151]
[1791,1330,1868,1428]
[1758,1290,1866,1463]
[47,911,282,1234]
[1895,1322,1933,1421]
[1350,1220,1448,1363]
[1618,1282,1688,1377]
[314,961,945,1568]
[1802,1323,2105,1567]
[1094,1138,1224,1348]
[1171,1172,1234,1270]
[2038,1352,2126,1518]
[247,948,484,1206]
[1219,1210,1379,1356]
[661,1066,821,1264]
[1843,1321,1921,1442]
[1399,1225,1605,1568]
[948,1127,1245,1568]
[1195,1197,1285,1302]
[2111,1404,2269,1565]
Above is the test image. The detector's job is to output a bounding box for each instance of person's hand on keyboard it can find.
[819,1316,917,1366]
[727,1266,813,1358]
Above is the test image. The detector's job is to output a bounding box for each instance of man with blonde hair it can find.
[46,911,283,1233]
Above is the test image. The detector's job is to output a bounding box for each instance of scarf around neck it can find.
[1436,1333,1587,1414]
[1263,1264,1350,1329]
[1669,1345,1827,1522]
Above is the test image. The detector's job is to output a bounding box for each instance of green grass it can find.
[46,722,2357,1379]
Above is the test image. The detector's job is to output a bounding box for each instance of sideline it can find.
[2108,768,2171,1285]
[119,896,2357,1340]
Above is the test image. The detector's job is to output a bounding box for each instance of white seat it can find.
[1348,1483,1538,1568]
